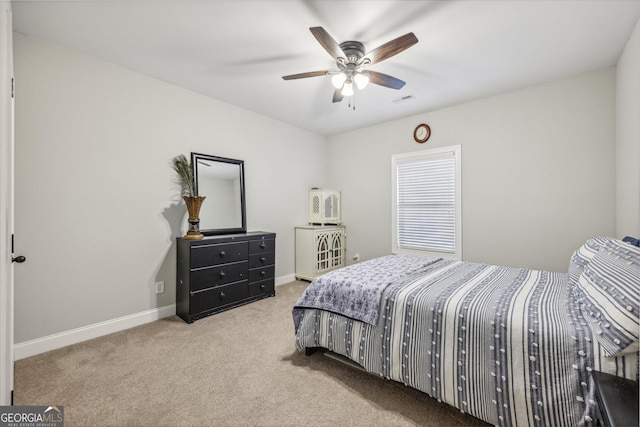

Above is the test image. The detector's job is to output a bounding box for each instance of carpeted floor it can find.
[14,281,489,426]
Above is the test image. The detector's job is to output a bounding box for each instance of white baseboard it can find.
[14,274,299,360]
[275,273,296,286]
[14,304,176,360]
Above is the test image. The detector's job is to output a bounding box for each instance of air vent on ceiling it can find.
[392,94,416,104]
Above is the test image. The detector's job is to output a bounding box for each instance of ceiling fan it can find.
[282,27,418,104]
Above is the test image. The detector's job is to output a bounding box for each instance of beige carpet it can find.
[14,281,488,427]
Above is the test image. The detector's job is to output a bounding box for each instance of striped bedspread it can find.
[293,257,638,426]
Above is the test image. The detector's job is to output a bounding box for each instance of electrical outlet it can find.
[352,253,360,262]
[155,281,165,294]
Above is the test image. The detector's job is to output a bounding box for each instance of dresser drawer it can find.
[249,265,274,282]
[190,261,247,292]
[190,281,249,314]
[248,279,274,297]
[249,239,275,254]
[249,252,275,269]
[191,242,248,269]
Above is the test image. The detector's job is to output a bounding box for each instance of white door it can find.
[0,1,15,406]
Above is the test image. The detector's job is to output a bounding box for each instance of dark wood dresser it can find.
[176,231,275,323]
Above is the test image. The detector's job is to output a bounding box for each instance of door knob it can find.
[12,255,26,263]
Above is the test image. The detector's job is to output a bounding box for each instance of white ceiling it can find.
[11,0,640,136]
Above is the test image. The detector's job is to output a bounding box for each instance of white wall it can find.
[13,34,326,343]
[616,17,640,238]
[328,68,617,272]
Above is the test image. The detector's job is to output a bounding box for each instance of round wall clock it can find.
[413,123,431,143]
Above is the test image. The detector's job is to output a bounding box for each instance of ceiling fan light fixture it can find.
[354,71,369,90]
[342,81,354,97]
[331,72,347,89]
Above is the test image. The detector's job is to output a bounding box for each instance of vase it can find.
[182,195,206,240]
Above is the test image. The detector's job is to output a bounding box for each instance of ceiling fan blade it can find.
[360,32,418,65]
[332,88,344,103]
[310,27,346,61]
[282,70,330,80]
[368,70,406,90]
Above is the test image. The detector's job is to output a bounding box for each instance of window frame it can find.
[391,145,462,260]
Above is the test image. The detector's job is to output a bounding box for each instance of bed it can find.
[292,236,639,426]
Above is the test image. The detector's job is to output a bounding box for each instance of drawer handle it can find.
[260,242,266,249]
[260,257,266,262]
[260,270,266,277]
[219,271,226,278]
[220,292,225,299]
[219,251,226,257]
[260,284,265,290]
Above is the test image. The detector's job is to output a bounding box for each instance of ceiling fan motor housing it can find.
[339,41,366,64]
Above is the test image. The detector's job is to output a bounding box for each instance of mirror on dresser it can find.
[191,152,246,235]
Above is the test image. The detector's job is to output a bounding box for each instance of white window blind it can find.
[392,146,461,258]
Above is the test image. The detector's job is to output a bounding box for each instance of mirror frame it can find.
[191,152,247,236]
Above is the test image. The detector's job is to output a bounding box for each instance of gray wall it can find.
[616,17,640,238]
[327,68,617,272]
[13,34,326,343]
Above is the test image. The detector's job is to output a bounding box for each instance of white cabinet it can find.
[295,225,346,281]
[308,189,341,225]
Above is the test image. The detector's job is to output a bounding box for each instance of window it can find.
[392,145,461,259]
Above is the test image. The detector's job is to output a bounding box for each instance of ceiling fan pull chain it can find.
[346,93,356,111]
